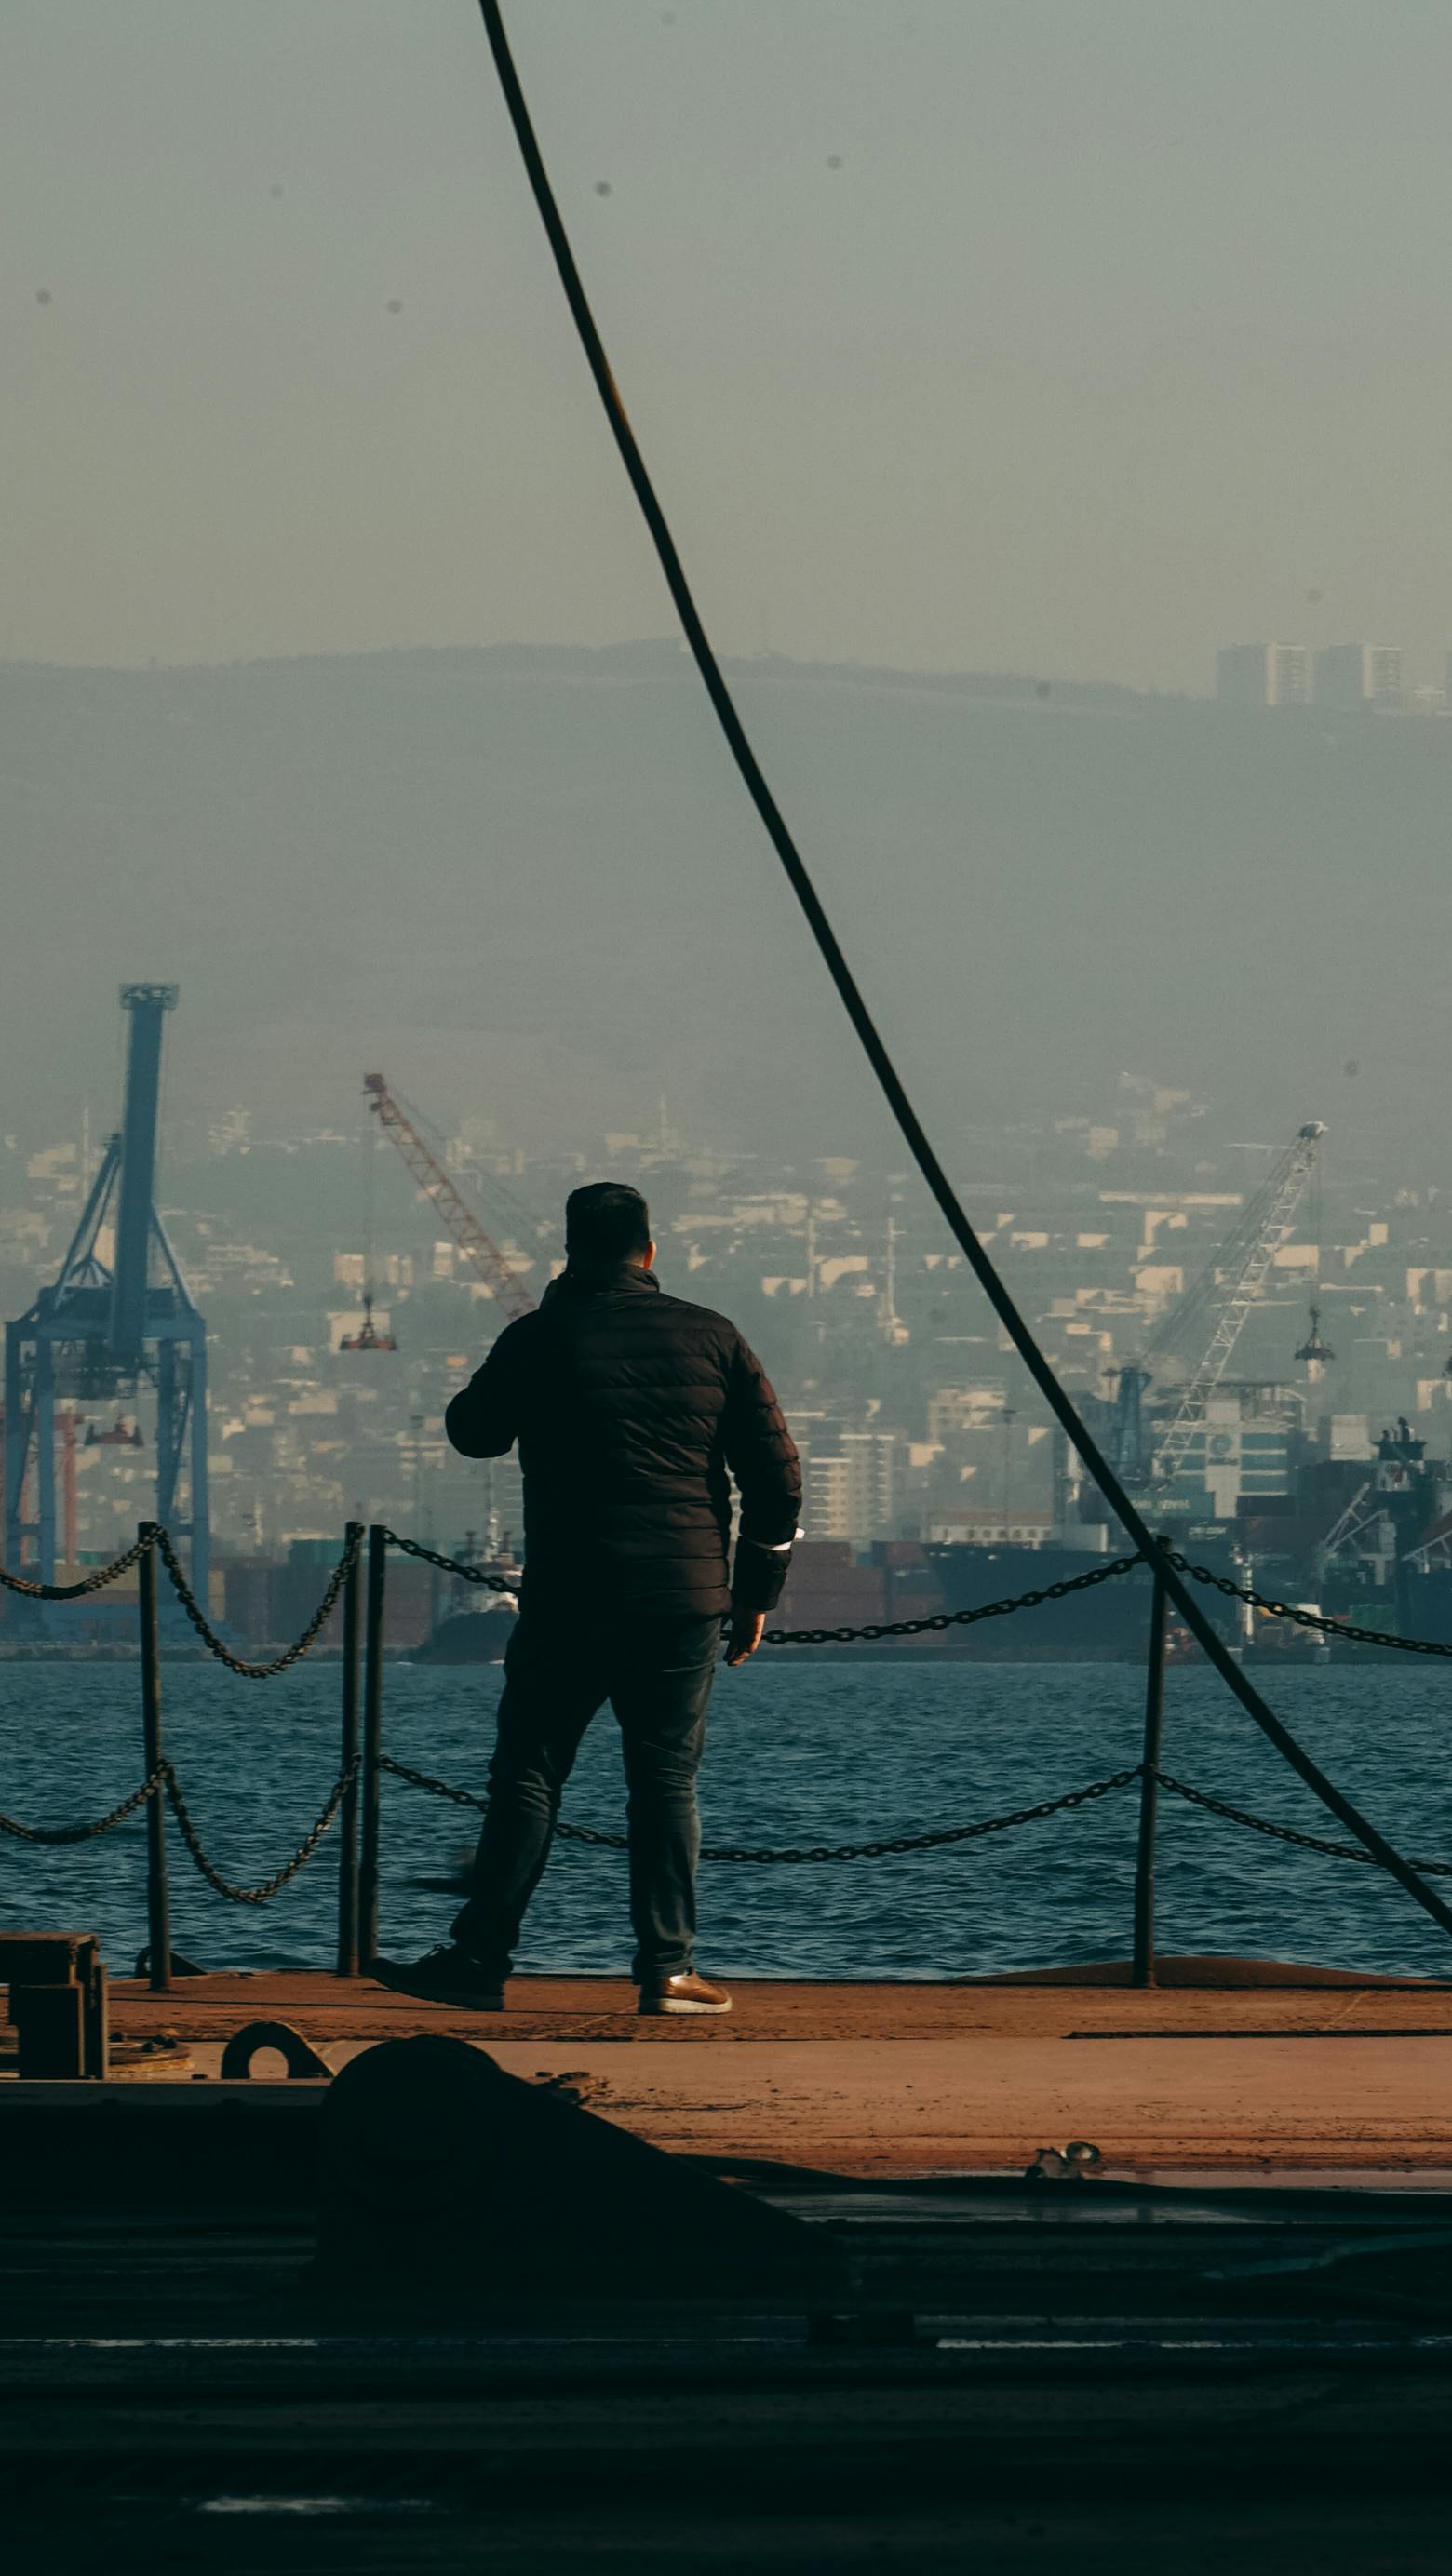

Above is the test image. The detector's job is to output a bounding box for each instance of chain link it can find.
[152,1523,361,1677]
[9,1515,1452,1913]
[381,1751,610,1837]
[164,1757,358,1903]
[0,1531,153,1602]
[380,1752,1143,1862]
[384,1530,518,1594]
[9,1745,1446,1893]
[700,1766,1144,1863]
[382,1527,1452,1660]
[1169,1552,1452,1660]
[0,1764,168,1845]
[0,1756,356,1895]
[1153,1767,1452,1879]
[766,1551,1145,1645]
[11,1524,1452,1665]
[383,1530,1145,1645]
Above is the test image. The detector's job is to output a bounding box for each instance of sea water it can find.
[4,1658,1451,1982]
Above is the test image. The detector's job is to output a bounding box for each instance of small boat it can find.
[412,1603,518,1665]
[1239,1605,1330,1668]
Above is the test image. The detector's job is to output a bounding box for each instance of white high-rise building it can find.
[1216,644,1311,707]
[791,1420,908,1542]
[1315,644,1404,710]
[802,1453,854,1542]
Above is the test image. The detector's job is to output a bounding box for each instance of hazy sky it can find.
[6,1,1452,693]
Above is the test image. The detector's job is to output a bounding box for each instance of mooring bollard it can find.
[358,1524,388,1970]
[1131,1541,1170,1989]
[137,1523,171,1996]
[335,1521,365,1978]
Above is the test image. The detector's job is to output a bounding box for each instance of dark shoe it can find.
[371,1945,505,2010]
[639,1971,732,2018]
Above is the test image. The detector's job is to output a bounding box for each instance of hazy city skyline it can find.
[7,2,1452,691]
[9,7,1452,1350]
[7,1072,1451,1575]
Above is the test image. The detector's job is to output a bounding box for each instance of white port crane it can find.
[1148,1120,1325,1487]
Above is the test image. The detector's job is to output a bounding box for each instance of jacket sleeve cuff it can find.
[731,1537,794,1614]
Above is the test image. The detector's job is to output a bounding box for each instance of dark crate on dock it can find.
[1,1932,108,2080]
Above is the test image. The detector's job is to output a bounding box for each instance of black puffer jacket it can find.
[444,1261,801,1618]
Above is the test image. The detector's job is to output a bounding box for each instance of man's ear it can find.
[641,1239,657,1271]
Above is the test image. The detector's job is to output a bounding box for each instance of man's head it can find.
[564,1181,653,1273]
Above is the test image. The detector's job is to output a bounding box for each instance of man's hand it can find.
[724,1609,766,1667]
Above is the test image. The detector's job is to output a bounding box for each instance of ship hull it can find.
[919,1544,1160,1660]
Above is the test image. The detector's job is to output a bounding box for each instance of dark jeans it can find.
[450,1608,723,1983]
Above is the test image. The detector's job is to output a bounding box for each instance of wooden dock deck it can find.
[12,1959,1452,2565]
[99,1959,1452,2178]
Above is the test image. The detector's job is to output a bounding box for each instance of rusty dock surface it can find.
[94,1959,1452,2177]
[13,1960,1452,2568]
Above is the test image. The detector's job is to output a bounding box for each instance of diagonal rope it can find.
[473,0,1452,1945]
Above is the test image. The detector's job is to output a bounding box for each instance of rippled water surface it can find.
[6,1657,1452,1981]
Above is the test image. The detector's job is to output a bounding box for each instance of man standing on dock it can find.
[377,1182,800,2017]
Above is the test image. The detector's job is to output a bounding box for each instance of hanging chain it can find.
[379,1752,1143,1862]
[0,1764,168,1845]
[381,1752,610,1835]
[9,1749,1450,1886]
[699,1765,1144,1863]
[0,1531,153,1601]
[380,1749,1452,1880]
[1154,1767,1452,1879]
[164,1758,358,1904]
[151,1523,362,1677]
[766,1553,1144,1645]
[391,1523,1452,1660]
[383,1530,518,1594]
[1,1758,356,1895]
[11,1522,1452,1661]
[1170,1552,1452,1659]
[12,1509,1452,1914]
[383,1528,1145,1643]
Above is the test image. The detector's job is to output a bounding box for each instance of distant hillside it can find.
[1,644,1445,1174]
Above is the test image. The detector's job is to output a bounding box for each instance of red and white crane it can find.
[362,1074,537,1325]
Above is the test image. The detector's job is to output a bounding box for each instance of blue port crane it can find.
[4,985,209,1597]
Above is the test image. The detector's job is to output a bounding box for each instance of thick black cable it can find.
[474,1,1452,1946]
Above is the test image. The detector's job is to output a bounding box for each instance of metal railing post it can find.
[335,1523,364,1977]
[358,1525,388,1969]
[1132,1546,1169,1989]
[137,1523,171,1995]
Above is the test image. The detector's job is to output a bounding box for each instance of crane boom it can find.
[110,984,178,1363]
[1150,1120,1324,1485]
[362,1075,536,1324]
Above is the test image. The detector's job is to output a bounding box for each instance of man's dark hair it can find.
[565,1181,652,1268]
